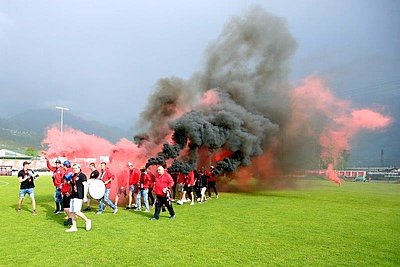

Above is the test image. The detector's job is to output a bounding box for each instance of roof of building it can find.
[0,149,32,159]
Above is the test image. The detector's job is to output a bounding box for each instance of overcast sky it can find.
[0,0,399,130]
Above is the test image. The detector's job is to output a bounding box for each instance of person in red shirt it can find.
[147,171,156,207]
[61,174,72,225]
[176,172,188,205]
[114,169,128,209]
[135,166,151,212]
[97,162,118,214]
[150,166,175,221]
[46,157,65,214]
[207,166,219,199]
[127,162,140,209]
[186,171,195,205]
[61,160,73,226]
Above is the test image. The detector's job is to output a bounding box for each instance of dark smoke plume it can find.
[136,6,297,177]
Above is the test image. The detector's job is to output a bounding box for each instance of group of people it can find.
[17,158,219,232]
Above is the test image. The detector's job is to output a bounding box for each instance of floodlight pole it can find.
[55,106,69,137]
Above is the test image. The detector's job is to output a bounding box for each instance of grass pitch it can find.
[0,175,399,266]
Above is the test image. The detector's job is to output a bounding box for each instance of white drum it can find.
[88,179,106,199]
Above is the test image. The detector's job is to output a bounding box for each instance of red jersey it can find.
[128,169,140,186]
[100,168,114,189]
[154,172,174,197]
[208,173,217,182]
[186,171,195,186]
[148,173,155,189]
[60,180,71,195]
[177,173,185,184]
[138,172,151,189]
[47,160,64,188]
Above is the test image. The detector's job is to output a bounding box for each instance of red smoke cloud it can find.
[41,77,392,188]
[291,77,392,183]
[42,127,113,159]
[326,163,341,185]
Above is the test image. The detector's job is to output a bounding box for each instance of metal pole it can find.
[56,106,69,137]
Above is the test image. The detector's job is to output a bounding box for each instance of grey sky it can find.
[0,0,399,130]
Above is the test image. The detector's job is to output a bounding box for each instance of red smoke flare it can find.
[326,163,341,185]
[291,77,392,183]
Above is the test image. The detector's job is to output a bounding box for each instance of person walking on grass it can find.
[83,162,100,211]
[127,162,140,209]
[65,164,91,232]
[17,161,37,215]
[45,157,64,214]
[135,167,151,212]
[97,162,118,214]
[115,170,128,209]
[150,166,175,221]
[207,166,219,199]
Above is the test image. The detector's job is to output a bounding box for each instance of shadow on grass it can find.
[38,202,66,226]
[129,209,155,219]
[10,203,32,213]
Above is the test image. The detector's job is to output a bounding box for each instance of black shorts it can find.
[184,185,193,193]
[62,195,71,209]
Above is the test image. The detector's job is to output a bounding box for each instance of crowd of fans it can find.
[17,158,219,232]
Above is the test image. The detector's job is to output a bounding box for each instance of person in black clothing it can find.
[207,166,219,199]
[65,164,91,232]
[83,162,100,211]
[17,161,38,215]
[199,168,209,203]
[194,169,202,202]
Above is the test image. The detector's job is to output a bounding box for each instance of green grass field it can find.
[0,175,399,266]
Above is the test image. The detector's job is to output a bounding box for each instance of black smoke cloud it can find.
[137,6,298,175]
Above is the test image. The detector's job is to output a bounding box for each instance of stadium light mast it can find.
[55,106,69,137]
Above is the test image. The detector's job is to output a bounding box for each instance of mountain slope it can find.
[0,109,131,150]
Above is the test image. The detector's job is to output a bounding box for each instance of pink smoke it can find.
[42,127,113,159]
[326,163,341,185]
[291,77,392,183]
[199,90,220,106]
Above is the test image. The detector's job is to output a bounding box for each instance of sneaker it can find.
[85,219,92,231]
[64,218,72,226]
[177,201,183,205]
[190,202,194,206]
[83,207,91,211]
[149,217,159,221]
[125,206,130,210]
[113,208,118,214]
[53,210,59,214]
[32,210,37,216]
[169,215,176,219]
[96,211,103,215]
[17,209,21,213]
[216,195,219,199]
[134,208,140,212]
[144,209,150,213]
[65,227,77,232]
